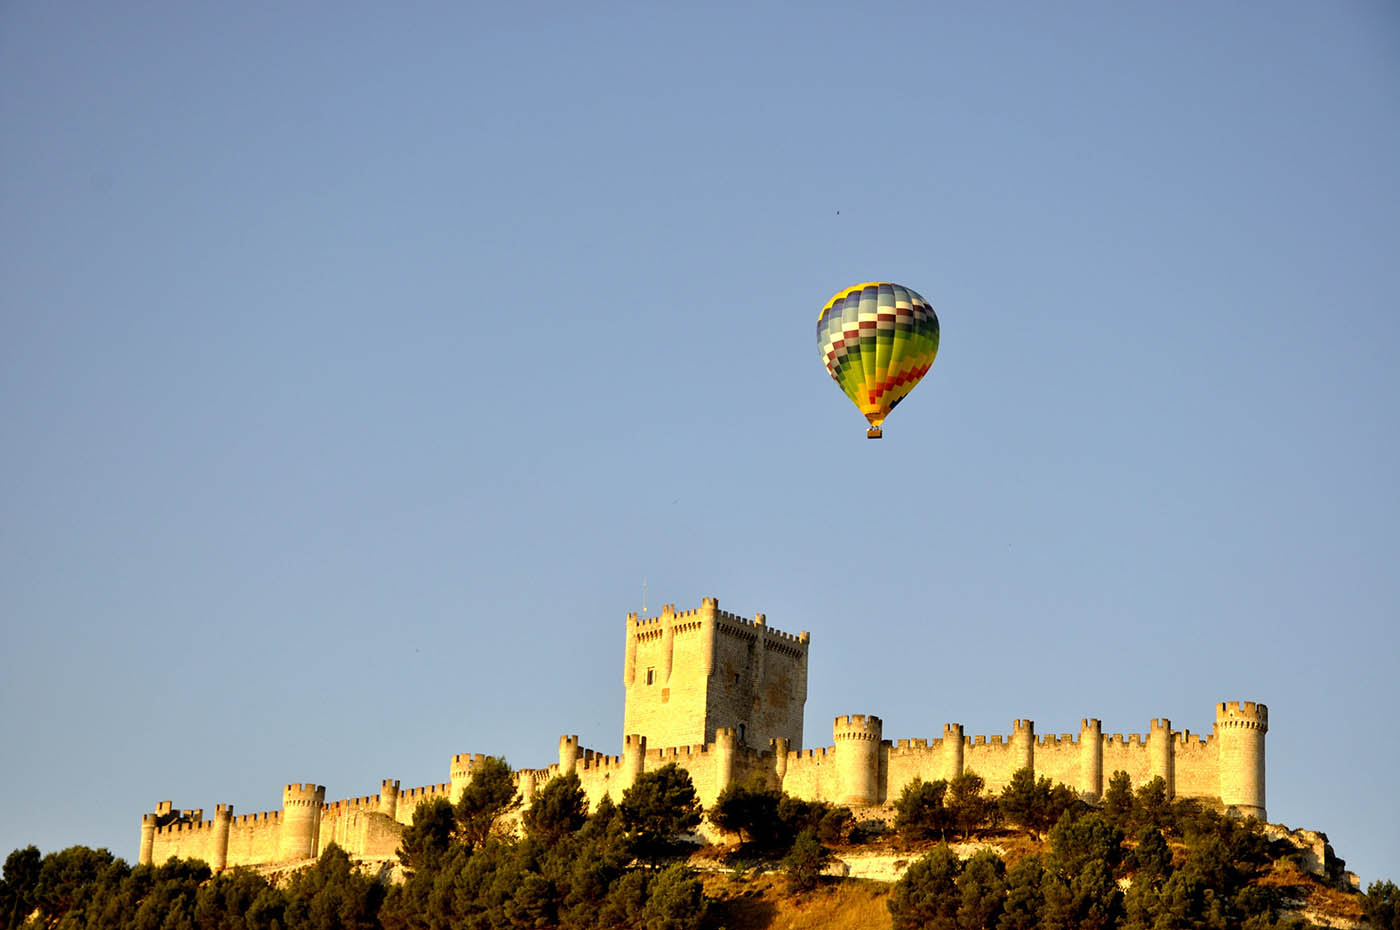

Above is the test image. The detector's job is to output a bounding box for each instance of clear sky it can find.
[3,0,1397,887]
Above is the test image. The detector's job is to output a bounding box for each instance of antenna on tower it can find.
[641,579,647,615]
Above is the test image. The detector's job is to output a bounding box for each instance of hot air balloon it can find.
[817,281,939,438]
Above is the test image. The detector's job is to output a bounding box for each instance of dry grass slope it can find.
[701,873,892,930]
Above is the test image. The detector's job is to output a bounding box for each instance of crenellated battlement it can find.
[647,743,712,762]
[1106,732,1149,746]
[1217,701,1269,730]
[282,784,325,808]
[398,784,451,805]
[834,714,881,735]
[1038,733,1080,747]
[155,817,215,836]
[629,599,809,647]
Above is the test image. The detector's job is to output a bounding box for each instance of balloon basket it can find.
[866,427,883,439]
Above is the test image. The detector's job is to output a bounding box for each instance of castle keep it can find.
[139,597,1268,870]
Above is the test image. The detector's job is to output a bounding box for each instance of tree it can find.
[397,797,456,873]
[282,844,383,930]
[1129,825,1172,884]
[1102,770,1134,826]
[1364,880,1400,930]
[948,771,996,840]
[523,772,588,847]
[619,763,701,862]
[455,756,520,849]
[1067,860,1123,930]
[956,848,1006,930]
[998,768,1071,839]
[888,844,961,930]
[782,829,830,892]
[894,777,950,843]
[1133,776,1172,832]
[816,806,855,845]
[0,845,40,930]
[1048,811,1124,879]
[193,868,285,930]
[32,845,127,922]
[997,855,1045,930]
[640,864,706,930]
[709,775,783,850]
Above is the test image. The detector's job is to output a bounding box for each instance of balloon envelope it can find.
[816,281,940,433]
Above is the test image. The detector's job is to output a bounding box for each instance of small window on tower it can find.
[738,723,746,742]
[646,668,655,685]
[734,672,740,685]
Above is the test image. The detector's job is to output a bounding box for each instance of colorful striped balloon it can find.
[817,281,940,438]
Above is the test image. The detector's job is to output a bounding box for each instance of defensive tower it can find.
[211,804,233,872]
[1150,718,1176,797]
[379,780,400,819]
[278,783,325,861]
[1079,718,1103,798]
[833,714,883,806]
[623,597,809,751]
[1215,701,1268,819]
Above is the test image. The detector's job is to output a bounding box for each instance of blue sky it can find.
[3,1,1397,886]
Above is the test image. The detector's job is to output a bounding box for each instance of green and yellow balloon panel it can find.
[817,281,939,435]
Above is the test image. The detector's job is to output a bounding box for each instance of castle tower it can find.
[1150,719,1176,797]
[211,804,233,872]
[451,753,484,804]
[623,597,809,751]
[770,737,791,786]
[1079,718,1103,798]
[714,728,738,796]
[1215,701,1268,819]
[559,735,580,776]
[279,784,325,861]
[623,735,647,793]
[942,724,965,782]
[834,714,882,807]
[379,780,400,819]
[139,814,156,866]
[1011,719,1035,774]
[518,770,538,805]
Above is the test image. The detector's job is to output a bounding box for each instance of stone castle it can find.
[138,597,1268,870]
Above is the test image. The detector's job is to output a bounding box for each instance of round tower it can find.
[1150,718,1176,797]
[211,804,233,872]
[1215,701,1268,819]
[139,814,156,866]
[451,753,483,804]
[714,727,738,796]
[623,734,647,793]
[1079,718,1103,799]
[770,737,791,786]
[1011,719,1035,775]
[278,784,325,861]
[559,735,581,776]
[518,770,538,805]
[699,597,718,678]
[942,724,965,782]
[379,780,400,819]
[624,613,639,687]
[833,715,882,807]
